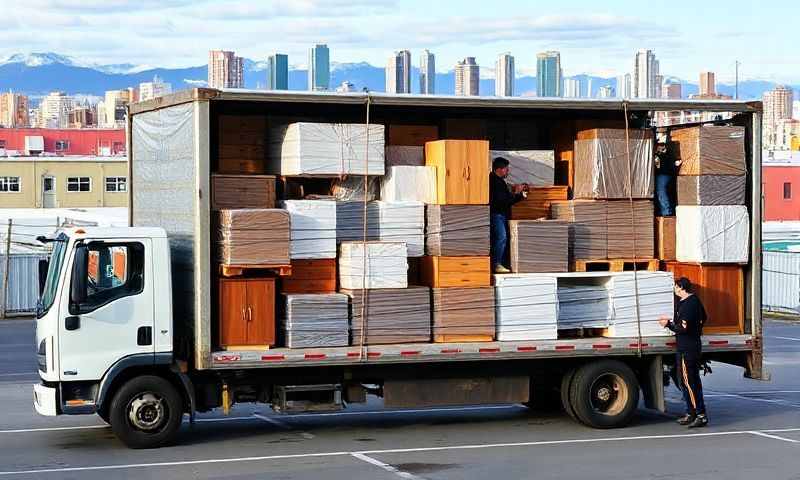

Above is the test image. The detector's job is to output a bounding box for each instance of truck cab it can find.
[34,227,182,447]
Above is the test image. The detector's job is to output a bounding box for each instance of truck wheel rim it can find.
[589,373,628,416]
[127,392,166,432]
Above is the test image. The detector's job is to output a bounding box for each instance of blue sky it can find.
[2,0,797,83]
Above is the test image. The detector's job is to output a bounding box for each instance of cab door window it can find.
[71,242,144,314]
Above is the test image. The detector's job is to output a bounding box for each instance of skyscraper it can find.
[103,90,130,128]
[536,51,562,97]
[598,85,615,98]
[585,78,593,98]
[764,85,795,148]
[308,44,330,91]
[633,49,659,98]
[386,50,412,94]
[564,78,580,98]
[139,75,172,101]
[208,50,244,89]
[267,53,289,90]
[40,91,74,129]
[616,73,632,98]
[700,71,716,96]
[663,82,682,99]
[420,50,435,94]
[495,53,514,97]
[0,92,29,127]
[455,57,479,96]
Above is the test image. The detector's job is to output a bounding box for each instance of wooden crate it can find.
[387,124,439,146]
[662,262,744,334]
[425,140,490,205]
[211,174,276,210]
[218,277,276,349]
[511,186,569,220]
[656,216,676,261]
[280,259,336,294]
[571,258,659,272]
[419,256,490,288]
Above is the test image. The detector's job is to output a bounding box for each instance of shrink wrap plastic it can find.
[672,125,746,176]
[344,286,431,345]
[380,166,437,203]
[331,176,379,201]
[281,293,349,348]
[215,209,290,265]
[489,150,555,187]
[431,287,495,338]
[509,220,569,273]
[493,274,559,341]
[425,205,490,256]
[676,205,750,263]
[280,200,337,259]
[339,241,408,289]
[574,129,654,199]
[676,175,746,205]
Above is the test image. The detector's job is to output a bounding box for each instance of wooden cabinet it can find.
[419,256,490,288]
[662,262,744,334]
[219,278,276,348]
[281,259,336,294]
[425,140,489,205]
[656,217,676,261]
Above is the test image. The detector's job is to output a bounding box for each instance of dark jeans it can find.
[490,213,509,268]
[676,351,706,416]
[656,174,674,216]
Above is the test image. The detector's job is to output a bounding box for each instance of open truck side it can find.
[33,89,764,448]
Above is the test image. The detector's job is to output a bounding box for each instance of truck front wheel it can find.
[568,360,639,429]
[108,375,183,448]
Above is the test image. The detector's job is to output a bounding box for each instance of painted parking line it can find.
[749,431,800,443]
[0,427,798,476]
[351,452,425,480]
[705,390,800,408]
[770,336,800,342]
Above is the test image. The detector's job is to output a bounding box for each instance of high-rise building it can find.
[308,44,330,91]
[764,85,795,148]
[208,50,244,89]
[103,90,131,128]
[0,92,29,127]
[564,78,580,98]
[633,49,659,98]
[700,72,716,96]
[585,78,593,98]
[455,57,479,96]
[495,53,514,97]
[40,91,74,129]
[386,50,412,94]
[68,105,95,128]
[335,81,356,93]
[616,74,632,98]
[139,75,172,101]
[598,85,614,98]
[267,54,289,90]
[536,51,562,97]
[420,50,435,94]
[663,83,682,99]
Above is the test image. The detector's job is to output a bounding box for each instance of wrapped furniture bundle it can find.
[338,241,408,289]
[344,286,431,345]
[489,150,555,187]
[281,293,349,348]
[508,220,569,273]
[215,209,290,265]
[676,175,746,205]
[573,129,654,199]
[425,205,490,256]
[280,200,337,259]
[676,205,750,263]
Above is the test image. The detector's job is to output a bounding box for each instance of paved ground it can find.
[1,318,799,479]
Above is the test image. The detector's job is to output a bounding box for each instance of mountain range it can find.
[0,52,796,102]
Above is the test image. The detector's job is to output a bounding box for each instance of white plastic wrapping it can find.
[380,166,437,203]
[339,241,408,289]
[374,201,425,257]
[557,284,611,329]
[269,122,385,176]
[676,205,750,263]
[604,271,674,337]
[280,200,337,259]
[489,150,555,186]
[281,293,349,348]
[493,274,559,341]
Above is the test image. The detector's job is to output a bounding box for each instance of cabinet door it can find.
[219,279,248,347]
[246,278,276,346]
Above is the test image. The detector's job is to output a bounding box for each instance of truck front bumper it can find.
[33,383,58,416]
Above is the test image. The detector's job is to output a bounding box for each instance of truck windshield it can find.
[37,235,68,318]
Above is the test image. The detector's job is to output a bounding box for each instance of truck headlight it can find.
[37,339,47,373]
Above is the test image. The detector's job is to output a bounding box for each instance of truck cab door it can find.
[58,239,155,381]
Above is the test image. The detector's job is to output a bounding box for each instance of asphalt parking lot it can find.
[1,318,799,479]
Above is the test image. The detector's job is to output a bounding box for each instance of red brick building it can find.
[0,128,125,156]
[764,152,800,221]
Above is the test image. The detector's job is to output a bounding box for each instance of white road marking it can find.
[718,390,800,395]
[252,413,291,430]
[351,452,425,480]
[770,336,800,342]
[749,431,800,443]
[0,425,108,434]
[705,390,800,409]
[2,427,800,476]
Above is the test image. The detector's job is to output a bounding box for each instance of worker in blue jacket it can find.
[659,277,709,428]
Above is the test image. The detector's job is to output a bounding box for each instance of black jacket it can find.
[489,172,524,217]
[655,148,677,176]
[667,294,706,352]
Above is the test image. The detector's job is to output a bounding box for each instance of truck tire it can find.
[108,375,183,449]
[568,360,639,429]
[560,368,580,422]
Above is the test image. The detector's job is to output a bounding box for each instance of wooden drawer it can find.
[419,256,490,287]
[281,259,337,294]
[662,262,744,334]
[219,277,276,348]
[425,140,489,205]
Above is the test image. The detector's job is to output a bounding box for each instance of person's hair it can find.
[675,277,693,293]
[492,157,510,170]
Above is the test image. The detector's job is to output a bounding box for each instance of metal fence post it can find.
[1,219,12,319]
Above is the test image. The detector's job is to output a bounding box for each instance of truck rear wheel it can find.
[560,368,580,422]
[109,375,183,449]
[568,360,639,429]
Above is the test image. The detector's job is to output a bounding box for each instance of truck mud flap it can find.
[639,355,665,413]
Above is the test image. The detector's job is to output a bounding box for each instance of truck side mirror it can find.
[38,259,49,296]
[69,245,88,313]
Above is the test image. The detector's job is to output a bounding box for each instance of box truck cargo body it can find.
[32,89,764,448]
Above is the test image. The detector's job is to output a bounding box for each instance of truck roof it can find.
[60,226,167,239]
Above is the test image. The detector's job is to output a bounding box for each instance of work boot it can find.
[687,414,708,429]
[677,414,695,425]
[494,265,511,274]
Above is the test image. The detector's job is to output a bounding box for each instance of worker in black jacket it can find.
[659,277,708,428]
[489,157,526,273]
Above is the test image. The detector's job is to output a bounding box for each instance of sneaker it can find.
[687,414,708,429]
[494,265,511,274]
[677,414,695,425]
